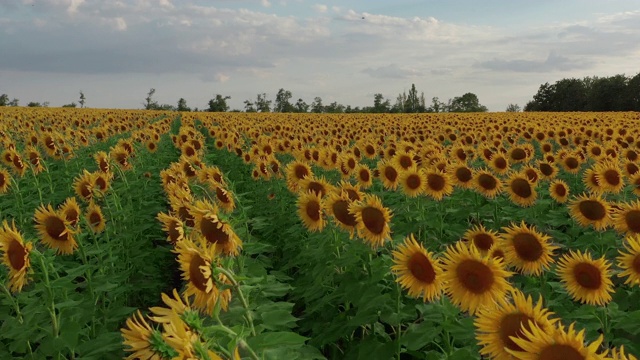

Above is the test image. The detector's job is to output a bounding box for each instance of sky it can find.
[1,0,639,111]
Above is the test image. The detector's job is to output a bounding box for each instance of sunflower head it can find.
[349,194,392,248]
[34,204,77,255]
[0,220,33,292]
[617,234,640,286]
[569,193,611,231]
[556,250,614,306]
[500,222,557,276]
[391,234,444,303]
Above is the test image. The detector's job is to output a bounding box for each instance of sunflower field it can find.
[1,107,640,360]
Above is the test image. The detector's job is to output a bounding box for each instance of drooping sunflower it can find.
[349,194,392,248]
[25,145,43,174]
[463,224,499,255]
[297,190,326,232]
[612,200,640,235]
[174,238,232,313]
[85,201,106,233]
[111,147,132,171]
[616,234,640,286]
[157,212,185,245]
[473,169,503,199]
[391,234,444,303]
[500,222,557,276]
[398,166,425,197]
[212,185,236,213]
[121,310,177,360]
[73,170,95,202]
[0,220,33,293]
[549,179,570,203]
[0,167,11,194]
[34,204,77,255]
[441,241,513,314]
[93,171,113,197]
[506,321,605,360]
[556,250,614,306]
[475,289,558,360]
[569,194,611,231]
[583,167,604,194]
[191,200,242,256]
[59,197,81,228]
[506,173,537,207]
[94,151,110,173]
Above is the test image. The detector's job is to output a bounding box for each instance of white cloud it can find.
[216,73,230,83]
[67,0,84,14]
[313,4,327,13]
[261,0,271,8]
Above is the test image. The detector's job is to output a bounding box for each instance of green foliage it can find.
[208,94,231,112]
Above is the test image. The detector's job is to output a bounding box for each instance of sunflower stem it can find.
[239,340,261,360]
[215,266,256,336]
[395,283,402,360]
[11,177,25,227]
[76,233,98,337]
[34,250,60,339]
[212,301,260,360]
[0,282,23,324]
[30,166,44,204]
[41,159,55,194]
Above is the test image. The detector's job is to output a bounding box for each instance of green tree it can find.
[325,101,345,113]
[427,97,446,113]
[506,103,521,112]
[274,88,295,112]
[311,97,324,113]
[243,100,256,112]
[294,98,309,113]
[448,93,488,112]
[144,88,158,110]
[62,102,77,108]
[8,98,18,106]
[372,93,390,113]
[405,84,420,112]
[207,94,231,112]
[177,98,191,112]
[27,102,42,107]
[255,93,271,112]
[0,94,8,106]
[629,73,640,111]
[392,92,407,113]
[79,91,86,108]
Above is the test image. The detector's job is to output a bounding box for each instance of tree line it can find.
[141,84,489,113]
[524,72,640,112]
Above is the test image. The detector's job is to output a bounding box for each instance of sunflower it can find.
[194,211,242,256]
[398,166,425,197]
[475,289,558,360]
[355,164,373,189]
[549,179,570,203]
[473,169,503,199]
[378,160,400,190]
[463,224,499,255]
[25,145,43,174]
[0,167,11,194]
[537,160,558,180]
[489,154,510,175]
[93,151,110,173]
[349,194,392,248]
[616,234,640,286]
[500,222,557,276]
[85,201,106,233]
[299,176,334,198]
[560,154,582,174]
[111,147,132,171]
[392,151,417,171]
[391,234,444,303]
[157,212,185,245]
[121,310,177,360]
[506,321,605,360]
[582,167,604,194]
[609,345,638,360]
[0,221,33,293]
[324,191,358,237]
[174,238,232,313]
[149,288,191,325]
[212,185,236,213]
[73,170,95,202]
[335,181,364,202]
[595,160,624,194]
[297,190,326,232]
[285,160,313,192]
[506,173,537,207]
[441,241,513,314]
[556,250,614,306]
[569,194,611,231]
[34,204,77,255]
[93,171,113,196]
[612,200,640,235]
[59,197,81,228]
[451,162,474,189]
[630,173,640,197]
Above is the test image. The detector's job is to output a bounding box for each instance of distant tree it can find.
[62,102,77,108]
[448,93,488,112]
[427,97,446,113]
[255,93,272,112]
[311,97,324,113]
[79,91,86,108]
[586,75,629,111]
[243,100,256,112]
[392,92,407,113]
[506,103,521,112]
[294,98,309,113]
[8,98,18,107]
[27,102,42,107]
[405,84,420,113]
[419,92,427,112]
[629,73,640,111]
[0,94,8,106]
[177,98,190,112]
[274,88,295,112]
[325,101,345,113]
[207,94,231,112]
[372,93,391,113]
[144,88,159,110]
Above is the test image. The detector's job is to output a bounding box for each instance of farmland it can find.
[1,107,639,359]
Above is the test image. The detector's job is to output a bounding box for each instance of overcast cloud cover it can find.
[1,0,639,111]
